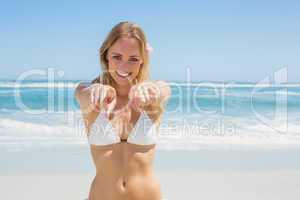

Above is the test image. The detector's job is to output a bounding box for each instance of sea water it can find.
[1,80,300,172]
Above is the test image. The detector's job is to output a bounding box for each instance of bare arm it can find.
[75,82,98,134]
[75,82,117,135]
[155,80,171,106]
[130,80,171,107]
[75,82,92,112]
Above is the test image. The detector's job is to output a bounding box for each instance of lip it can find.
[115,70,132,78]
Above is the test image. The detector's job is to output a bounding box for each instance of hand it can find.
[128,82,160,112]
[90,83,117,115]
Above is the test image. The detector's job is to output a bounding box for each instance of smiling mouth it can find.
[115,69,132,78]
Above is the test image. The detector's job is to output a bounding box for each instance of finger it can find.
[100,87,107,102]
[129,97,140,112]
[94,87,100,106]
[94,104,100,112]
[145,87,151,102]
[92,87,100,112]
[90,86,95,104]
[91,86,100,112]
[148,86,156,96]
[137,86,145,104]
[106,87,116,104]
[99,87,107,110]
[130,85,138,100]
[106,96,116,116]
[127,98,134,109]
[128,97,136,109]
[103,87,116,116]
[148,87,159,103]
[148,87,157,101]
[141,86,148,105]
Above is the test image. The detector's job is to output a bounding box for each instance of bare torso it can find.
[87,98,162,200]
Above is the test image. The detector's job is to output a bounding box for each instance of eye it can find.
[112,56,121,61]
[129,58,139,62]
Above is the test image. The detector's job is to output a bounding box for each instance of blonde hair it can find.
[91,21,164,126]
[92,21,150,87]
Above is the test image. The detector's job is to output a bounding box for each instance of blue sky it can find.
[1,0,300,82]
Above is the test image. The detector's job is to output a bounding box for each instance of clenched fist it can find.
[89,83,117,115]
[128,82,160,112]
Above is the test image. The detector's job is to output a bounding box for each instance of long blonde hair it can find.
[92,21,150,87]
[91,22,164,125]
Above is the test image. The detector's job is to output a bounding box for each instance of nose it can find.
[118,61,132,70]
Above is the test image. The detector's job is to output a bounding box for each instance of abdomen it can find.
[88,143,161,200]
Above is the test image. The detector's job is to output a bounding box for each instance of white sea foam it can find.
[0,81,80,88]
[0,118,84,138]
[1,81,300,89]
[1,116,300,150]
[169,82,300,88]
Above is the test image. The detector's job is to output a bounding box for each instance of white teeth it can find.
[116,70,130,77]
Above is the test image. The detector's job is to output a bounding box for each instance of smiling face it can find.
[106,37,143,86]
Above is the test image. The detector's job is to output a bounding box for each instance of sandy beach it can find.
[1,145,300,200]
[1,170,300,200]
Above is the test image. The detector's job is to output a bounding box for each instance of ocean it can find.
[1,80,300,172]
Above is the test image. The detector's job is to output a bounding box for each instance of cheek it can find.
[107,60,117,71]
[132,65,141,75]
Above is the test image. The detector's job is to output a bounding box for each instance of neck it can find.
[116,84,131,98]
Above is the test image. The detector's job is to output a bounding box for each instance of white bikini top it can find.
[87,110,158,145]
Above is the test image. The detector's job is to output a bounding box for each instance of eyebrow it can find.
[111,52,140,57]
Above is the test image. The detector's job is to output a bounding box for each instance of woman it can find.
[75,21,171,200]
